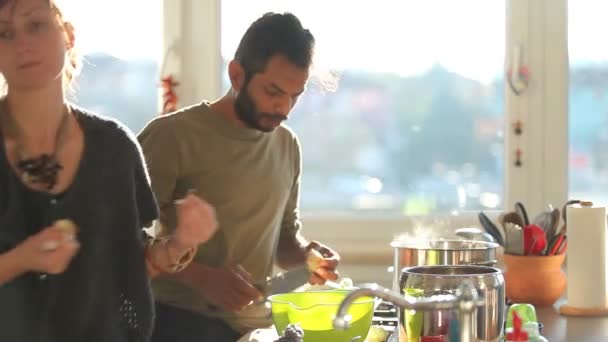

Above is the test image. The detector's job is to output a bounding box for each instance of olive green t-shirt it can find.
[138,102,302,333]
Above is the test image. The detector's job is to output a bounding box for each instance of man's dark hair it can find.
[234,12,315,77]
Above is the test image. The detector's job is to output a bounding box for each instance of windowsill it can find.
[300,211,498,266]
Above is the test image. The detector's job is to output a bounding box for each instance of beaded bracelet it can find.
[145,236,197,274]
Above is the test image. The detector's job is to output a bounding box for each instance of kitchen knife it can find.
[259,266,312,296]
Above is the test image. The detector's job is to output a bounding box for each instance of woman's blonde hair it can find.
[0,0,81,94]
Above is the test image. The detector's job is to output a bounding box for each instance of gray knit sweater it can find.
[0,108,159,342]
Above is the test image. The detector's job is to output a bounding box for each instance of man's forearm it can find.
[276,233,309,269]
[170,260,211,288]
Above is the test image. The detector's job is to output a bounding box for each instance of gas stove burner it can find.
[372,300,399,333]
[375,300,398,315]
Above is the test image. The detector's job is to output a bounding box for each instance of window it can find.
[61,0,162,134]
[221,1,506,215]
[568,0,608,205]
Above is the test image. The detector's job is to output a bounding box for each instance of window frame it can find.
[160,0,568,253]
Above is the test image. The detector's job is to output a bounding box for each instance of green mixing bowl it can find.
[268,290,375,342]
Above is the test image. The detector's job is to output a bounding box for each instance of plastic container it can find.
[505,310,528,341]
[268,291,375,342]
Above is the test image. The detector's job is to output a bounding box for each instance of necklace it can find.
[0,100,71,190]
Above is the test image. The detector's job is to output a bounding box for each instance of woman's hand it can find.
[14,224,80,274]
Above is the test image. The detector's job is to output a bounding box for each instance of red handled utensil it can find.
[547,234,565,256]
[555,236,567,255]
[523,224,547,255]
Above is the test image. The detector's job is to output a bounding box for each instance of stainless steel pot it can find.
[400,265,505,342]
[391,239,499,268]
[389,240,500,341]
[390,239,499,295]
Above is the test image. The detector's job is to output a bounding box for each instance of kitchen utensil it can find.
[399,265,505,341]
[555,236,567,255]
[546,234,560,255]
[390,239,499,341]
[269,290,375,342]
[523,224,546,255]
[546,233,565,256]
[515,202,530,226]
[545,208,561,241]
[260,266,312,296]
[504,223,524,255]
[531,208,553,233]
[478,212,505,246]
[529,207,559,254]
[454,227,496,243]
[390,239,499,269]
[501,211,525,231]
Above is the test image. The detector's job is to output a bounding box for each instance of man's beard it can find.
[234,85,286,132]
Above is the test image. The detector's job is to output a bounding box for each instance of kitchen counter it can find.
[537,299,608,341]
[237,302,608,342]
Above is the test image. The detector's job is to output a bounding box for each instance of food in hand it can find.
[274,324,304,342]
[306,248,323,271]
[54,219,79,234]
[39,219,79,251]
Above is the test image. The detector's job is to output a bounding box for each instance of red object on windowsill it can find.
[160,75,179,115]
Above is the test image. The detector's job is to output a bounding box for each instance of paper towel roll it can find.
[567,202,608,308]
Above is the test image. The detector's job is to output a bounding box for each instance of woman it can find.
[0,0,218,341]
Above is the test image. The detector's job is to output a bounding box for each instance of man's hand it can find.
[305,241,340,285]
[172,193,218,250]
[195,264,264,312]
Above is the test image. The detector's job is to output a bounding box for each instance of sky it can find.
[56,0,162,60]
[221,0,507,83]
[568,0,608,62]
[57,0,606,83]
